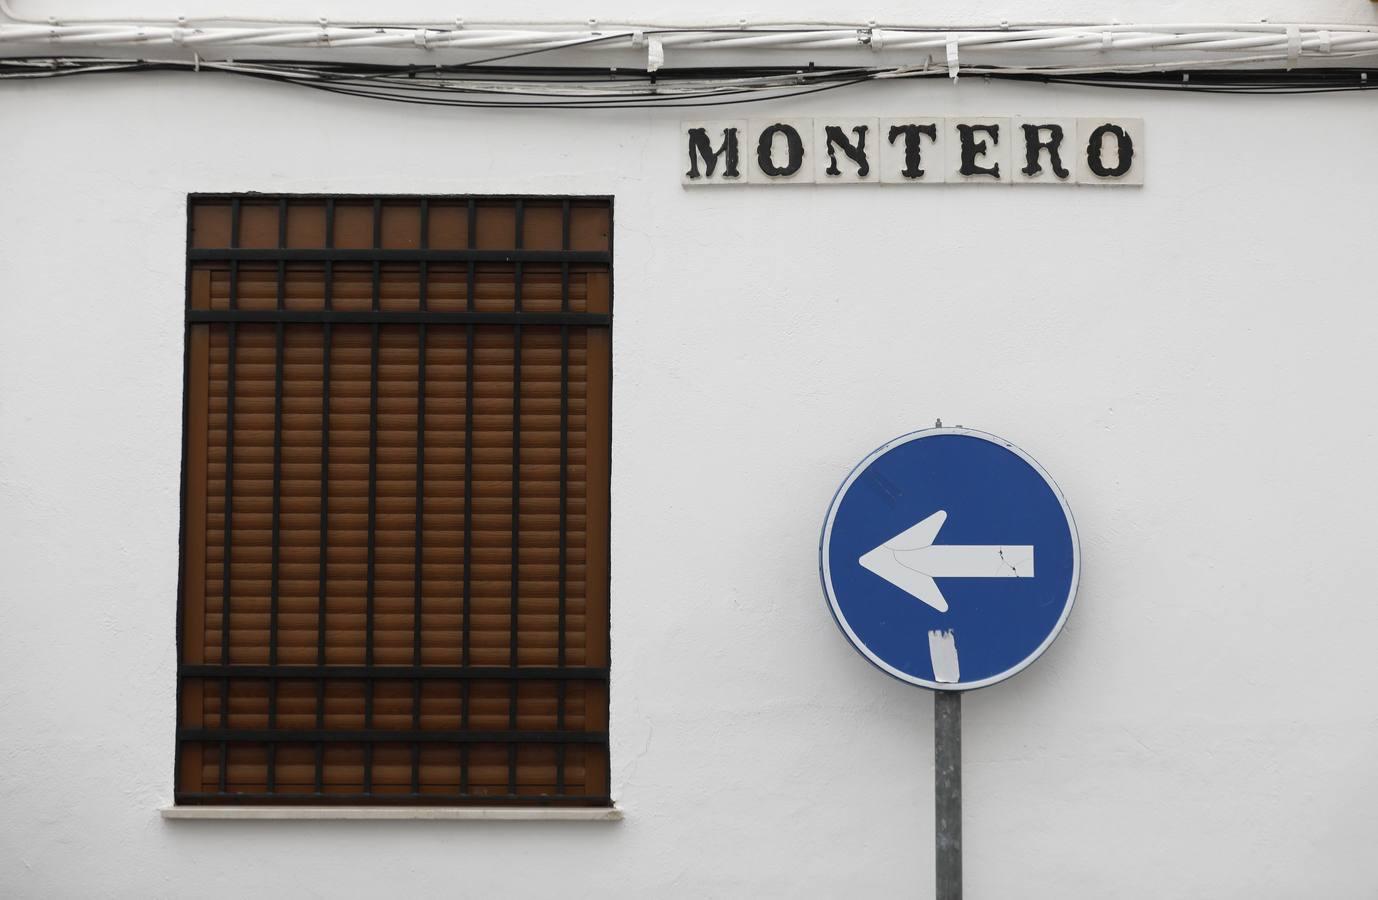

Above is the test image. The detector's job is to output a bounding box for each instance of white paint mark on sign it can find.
[929,630,961,683]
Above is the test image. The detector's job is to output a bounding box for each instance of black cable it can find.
[269,73,873,109]
[230,65,861,103]
[2,58,1376,106]
[0,57,875,107]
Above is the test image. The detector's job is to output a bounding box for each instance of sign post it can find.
[934,691,962,900]
[820,427,1079,898]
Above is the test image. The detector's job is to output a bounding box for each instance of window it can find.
[176,195,611,806]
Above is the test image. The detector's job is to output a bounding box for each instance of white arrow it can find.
[858,510,1034,613]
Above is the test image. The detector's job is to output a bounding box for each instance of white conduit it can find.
[1,21,1378,70]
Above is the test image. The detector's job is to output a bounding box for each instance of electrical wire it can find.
[3,20,1378,64]
[0,57,1375,106]
[2,19,1378,103]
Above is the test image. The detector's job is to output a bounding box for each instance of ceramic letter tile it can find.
[946,117,1012,184]
[681,121,748,186]
[1012,118,1077,185]
[814,118,881,184]
[1077,118,1145,186]
[879,118,945,184]
[747,118,816,184]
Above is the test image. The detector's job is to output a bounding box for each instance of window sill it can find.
[161,805,623,822]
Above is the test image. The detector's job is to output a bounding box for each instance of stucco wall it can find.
[2,63,1377,898]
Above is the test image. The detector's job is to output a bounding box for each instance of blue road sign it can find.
[820,428,1079,690]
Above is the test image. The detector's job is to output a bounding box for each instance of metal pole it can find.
[935,690,962,900]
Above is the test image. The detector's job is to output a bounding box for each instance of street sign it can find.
[820,427,1079,690]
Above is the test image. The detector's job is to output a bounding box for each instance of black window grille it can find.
[176,195,612,805]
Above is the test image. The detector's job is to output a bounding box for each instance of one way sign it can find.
[859,509,1035,613]
[820,428,1079,690]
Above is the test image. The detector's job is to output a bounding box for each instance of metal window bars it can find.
[176,195,612,806]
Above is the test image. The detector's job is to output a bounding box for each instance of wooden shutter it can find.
[177,196,611,805]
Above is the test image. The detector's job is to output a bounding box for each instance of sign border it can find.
[819,427,1081,691]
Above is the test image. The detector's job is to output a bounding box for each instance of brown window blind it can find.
[176,195,611,806]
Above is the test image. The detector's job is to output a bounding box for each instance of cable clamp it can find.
[871,26,885,51]
[946,34,959,80]
[647,37,664,72]
[1286,25,1301,69]
[413,28,430,49]
[1318,30,1331,55]
[630,30,645,48]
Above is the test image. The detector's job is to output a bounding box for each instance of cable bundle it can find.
[2,20,1377,106]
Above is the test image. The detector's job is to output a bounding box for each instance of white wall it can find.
[2,66,1378,899]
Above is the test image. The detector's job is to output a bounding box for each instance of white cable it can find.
[0,21,1375,59]
[1,20,1377,76]
[3,21,1378,55]
[1,2,1374,31]
[8,21,1378,52]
